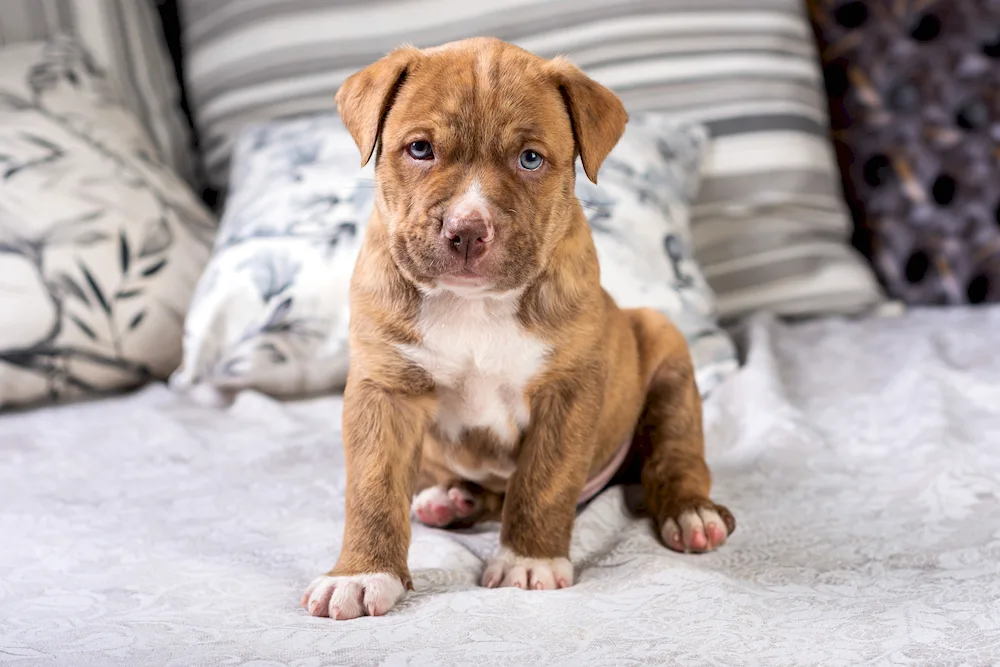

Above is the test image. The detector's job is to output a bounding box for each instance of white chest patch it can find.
[398,290,549,446]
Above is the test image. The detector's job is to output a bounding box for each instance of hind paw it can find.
[412,484,482,528]
[660,501,735,553]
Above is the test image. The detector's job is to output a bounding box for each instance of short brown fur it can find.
[315,37,733,612]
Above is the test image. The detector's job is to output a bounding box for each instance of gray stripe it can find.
[696,225,849,266]
[618,80,826,114]
[28,0,47,36]
[718,286,881,321]
[180,0,225,26]
[694,202,848,226]
[705,114,827,138]
[186,0,807,49]
[108,0,160,157]
[0,0,49,43]
[706,254,841,293]
[52,0,74,33]
[608,66,819,96]
[565,44,814,72]
[696,170,844,207]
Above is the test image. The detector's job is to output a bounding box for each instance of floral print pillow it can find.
[0,39,216,409]
[171,113,737,401]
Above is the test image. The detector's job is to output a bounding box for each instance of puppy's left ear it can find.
[551,57,628,183]
[336,46,422,166]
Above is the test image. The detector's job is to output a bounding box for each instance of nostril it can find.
[444,221,491,246]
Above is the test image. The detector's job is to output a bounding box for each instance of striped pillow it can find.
[0,0,195,184]
[178,0,886,319]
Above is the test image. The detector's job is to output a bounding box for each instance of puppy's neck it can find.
[419,282,525,302]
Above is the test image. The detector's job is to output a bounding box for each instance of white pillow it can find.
[171,113,737,402]
[0,39,216,409]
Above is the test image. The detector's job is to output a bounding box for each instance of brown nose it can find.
[443,218,492,261]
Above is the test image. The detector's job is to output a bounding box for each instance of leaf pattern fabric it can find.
[171,113,738,401]
[0,39,216,409]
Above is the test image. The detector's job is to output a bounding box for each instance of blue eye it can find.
[519,149,543,171]
[408,140,433,160]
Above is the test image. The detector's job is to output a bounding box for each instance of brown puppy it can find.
[302,37,735,621]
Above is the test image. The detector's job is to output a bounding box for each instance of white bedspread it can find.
[2,307,1000,666]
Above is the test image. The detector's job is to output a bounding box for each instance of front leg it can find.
[302,378,434,620]
[482,376,600,590]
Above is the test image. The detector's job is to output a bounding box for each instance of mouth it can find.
[436,270,493,293]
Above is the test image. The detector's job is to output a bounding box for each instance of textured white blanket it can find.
[2,308,999,666]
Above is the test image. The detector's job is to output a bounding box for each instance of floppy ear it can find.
[335,46,421,166]
[551,57,628,183]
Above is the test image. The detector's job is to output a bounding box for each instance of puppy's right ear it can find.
[335,46,421,166]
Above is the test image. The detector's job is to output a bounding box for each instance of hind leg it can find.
[629,309,736,552]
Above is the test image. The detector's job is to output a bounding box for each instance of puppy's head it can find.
[336,37,627,296]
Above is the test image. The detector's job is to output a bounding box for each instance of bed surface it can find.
[2,307,999,666]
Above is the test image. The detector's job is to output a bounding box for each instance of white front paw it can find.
[301,573,406,620]
[481,546,573,590]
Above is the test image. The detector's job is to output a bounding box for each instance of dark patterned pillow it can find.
[808,0,1000,304]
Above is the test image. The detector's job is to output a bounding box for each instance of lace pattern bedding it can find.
[2,307,999,665]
